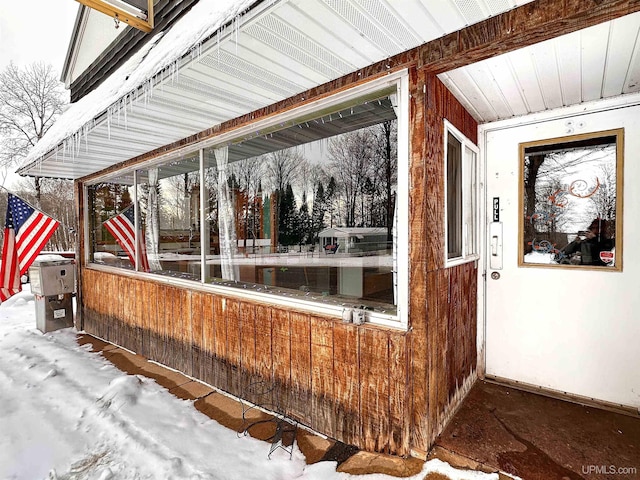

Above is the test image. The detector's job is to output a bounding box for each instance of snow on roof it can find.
[21,0,257,169]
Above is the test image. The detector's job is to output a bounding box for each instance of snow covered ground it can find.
[0,285,498,480]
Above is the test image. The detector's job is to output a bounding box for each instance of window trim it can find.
[444,120,480,268]
[83,70,410,329]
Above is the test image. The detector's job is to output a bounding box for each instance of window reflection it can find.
[88,87,401,313]
[520,130,622,269]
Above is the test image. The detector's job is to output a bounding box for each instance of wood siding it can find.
[81,268,411,454]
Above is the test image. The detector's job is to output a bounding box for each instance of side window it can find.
[445,122,478,264]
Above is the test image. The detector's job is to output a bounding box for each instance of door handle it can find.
[489,222,503,270]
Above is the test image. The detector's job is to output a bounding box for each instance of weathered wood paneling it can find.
[408,66,430,452]
[81,269,409,455]
[289,311,312,425]
[310,316,335,438]
[360,327,390,453]
[409,73,480,451]
[333,322,360,446]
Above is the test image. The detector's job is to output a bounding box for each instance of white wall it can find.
[480,94,640,410]
[68,9,125,85]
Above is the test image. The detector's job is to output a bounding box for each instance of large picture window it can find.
[519,129,623,270]
[86,75,409,323]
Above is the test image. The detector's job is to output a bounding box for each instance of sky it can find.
[0,272,500,480]
[0,0,79,74]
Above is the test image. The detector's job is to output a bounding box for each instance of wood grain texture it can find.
[419,0,640,74]
[360,327,390,453]
[333,322,360,446]
[310,316,335,438]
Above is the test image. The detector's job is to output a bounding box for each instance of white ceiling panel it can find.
[553,30,582,106]
[439,68,495,120]
[506,52,545,113]
[580,22,610,102]
[440,11,640,123]
[604,13,640,96]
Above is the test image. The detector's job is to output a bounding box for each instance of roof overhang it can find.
[18,0,640,180]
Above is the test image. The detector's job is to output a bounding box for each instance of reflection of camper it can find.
[319,227,389,254]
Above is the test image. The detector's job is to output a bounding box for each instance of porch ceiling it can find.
[19,0,639,180]
[438,11,640,123]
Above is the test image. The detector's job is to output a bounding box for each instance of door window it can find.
[519,129,623,270]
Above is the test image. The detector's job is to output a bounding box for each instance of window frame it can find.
[444,120,480,267]
[83,70,410,329]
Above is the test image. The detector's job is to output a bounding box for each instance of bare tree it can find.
[0,62,67,204]
[264,149,304,195]
[230,157,265,251]
[329,129,375,227]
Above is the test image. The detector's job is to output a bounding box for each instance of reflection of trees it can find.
[523,143,616,255]
[330,129,373,227]
[229,158,264,251]
[589,163,616,222]
[328,121,397,229]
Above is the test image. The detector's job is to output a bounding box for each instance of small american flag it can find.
[1,193,60,301]
[103,207,150,272]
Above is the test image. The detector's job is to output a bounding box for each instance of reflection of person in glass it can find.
[561,218,614,266]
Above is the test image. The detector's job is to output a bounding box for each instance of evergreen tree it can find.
[298,191,311,245]
[310,182,326,245]
[278,183,300,245]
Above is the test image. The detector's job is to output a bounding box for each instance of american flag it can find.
[1,193,60,301]
[103,207,150,272]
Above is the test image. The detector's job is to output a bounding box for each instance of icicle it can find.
[107,108,111,139]
[217,28,221,65]
[124,96,128,130]
[234,15,239,55]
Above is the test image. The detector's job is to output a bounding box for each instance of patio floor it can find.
[432,380,640,480]
[76,333,640,479]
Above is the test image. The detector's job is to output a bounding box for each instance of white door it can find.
[483,102,640,410]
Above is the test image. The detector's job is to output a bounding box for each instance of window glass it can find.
[520,130,622,270]
[87,85,402,315]
[201,91,398,312]
[447,132,463,259]
[138,153,202,280]
[88,176,138,270]
[446,124,478,263]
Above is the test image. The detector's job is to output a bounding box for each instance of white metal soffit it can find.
[20,0,537,180]
[438,10,640,124]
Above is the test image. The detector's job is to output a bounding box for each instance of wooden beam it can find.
[76,0,154,33]
[420,0,640,74]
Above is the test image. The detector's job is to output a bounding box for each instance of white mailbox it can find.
[29,260,75,296]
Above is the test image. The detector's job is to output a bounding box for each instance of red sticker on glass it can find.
[600,251,614,264]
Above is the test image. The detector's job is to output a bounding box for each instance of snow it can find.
[0,285,500,480]
[22,0,258,167]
